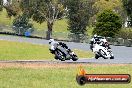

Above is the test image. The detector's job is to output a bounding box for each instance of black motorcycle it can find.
[53,45,78,61]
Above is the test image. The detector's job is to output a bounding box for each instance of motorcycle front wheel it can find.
[72,55,78,61]
[55,51,66,61]
[99,49,108,59]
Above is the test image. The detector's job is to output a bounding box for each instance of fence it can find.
[0,25,132,47]
[106,37,132,47]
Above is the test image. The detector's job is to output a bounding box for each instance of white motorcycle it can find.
[92,43,114,59]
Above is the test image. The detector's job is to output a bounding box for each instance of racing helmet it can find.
[94,34,97,37]
[49,39,55,44]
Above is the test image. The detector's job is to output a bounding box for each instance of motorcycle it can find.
[53,45,78,61]
[92,43,114,59]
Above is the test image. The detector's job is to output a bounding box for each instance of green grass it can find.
[31,19,68,33]
[0,40,94,60]
[0,64,131,88]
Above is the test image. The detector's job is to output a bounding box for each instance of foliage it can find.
[67,0,95,42]
[93,0,123,12]
[0,0,3,11]
[19,0,67,39]
[0,9,69,33]
[3,0,20,18]
[30,0,66,23]
[91,0,125,26]
[67,0,94,34]
[93,10,122,37]
[19,0,35,18]
[12,13,34,35]
[116,28,132,39]
[122,0,132,27]
[2,0,67,39]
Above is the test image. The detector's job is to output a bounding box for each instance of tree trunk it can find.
[46,21,53,40]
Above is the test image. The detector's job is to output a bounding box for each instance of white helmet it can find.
[94,34,97,37]
[49,39,55,44]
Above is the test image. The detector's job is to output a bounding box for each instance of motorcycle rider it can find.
[90,34,99,44]
[49,39,71,55]
[90,34,102,51]
[90,34,111,51]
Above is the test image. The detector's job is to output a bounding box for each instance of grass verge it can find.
[0,64,131,88]
[0,40,94,60]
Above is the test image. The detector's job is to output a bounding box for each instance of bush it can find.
[93,10,122,37]
[12,14,34,35]
[67,0,94,42]
[116,28,132,39]
[0,0,3,11]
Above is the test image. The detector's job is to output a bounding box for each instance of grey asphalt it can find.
[0,35,132,64]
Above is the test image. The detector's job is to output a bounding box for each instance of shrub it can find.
[93,10,122,37]
[12,14,34,35]
[116,28,132,39]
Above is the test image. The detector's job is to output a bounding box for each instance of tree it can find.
[3,0,34,35]
[12,13,34,35]
[3,0,66,39]
[93,0,123,12]
[3,0,21,18]
[0,0,3,11]
[91,0,125,26]
[67,0,95,41]
[20,0,66,39]
[122,0,132,27]
[93,10,122,37]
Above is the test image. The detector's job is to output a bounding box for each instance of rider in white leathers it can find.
[90,34,111,51]
[90,34,102,50]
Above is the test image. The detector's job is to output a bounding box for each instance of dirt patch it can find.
[0,62,128,69]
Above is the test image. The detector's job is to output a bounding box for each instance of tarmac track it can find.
[0,35,132,64]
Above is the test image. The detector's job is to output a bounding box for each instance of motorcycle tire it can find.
[55,51,65,61]
[60,59,65,61]
[95,54,99,59]
[110,56,114,59]
[72,56,78,61]
[54,56,58,60]
[99,49,108,59]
